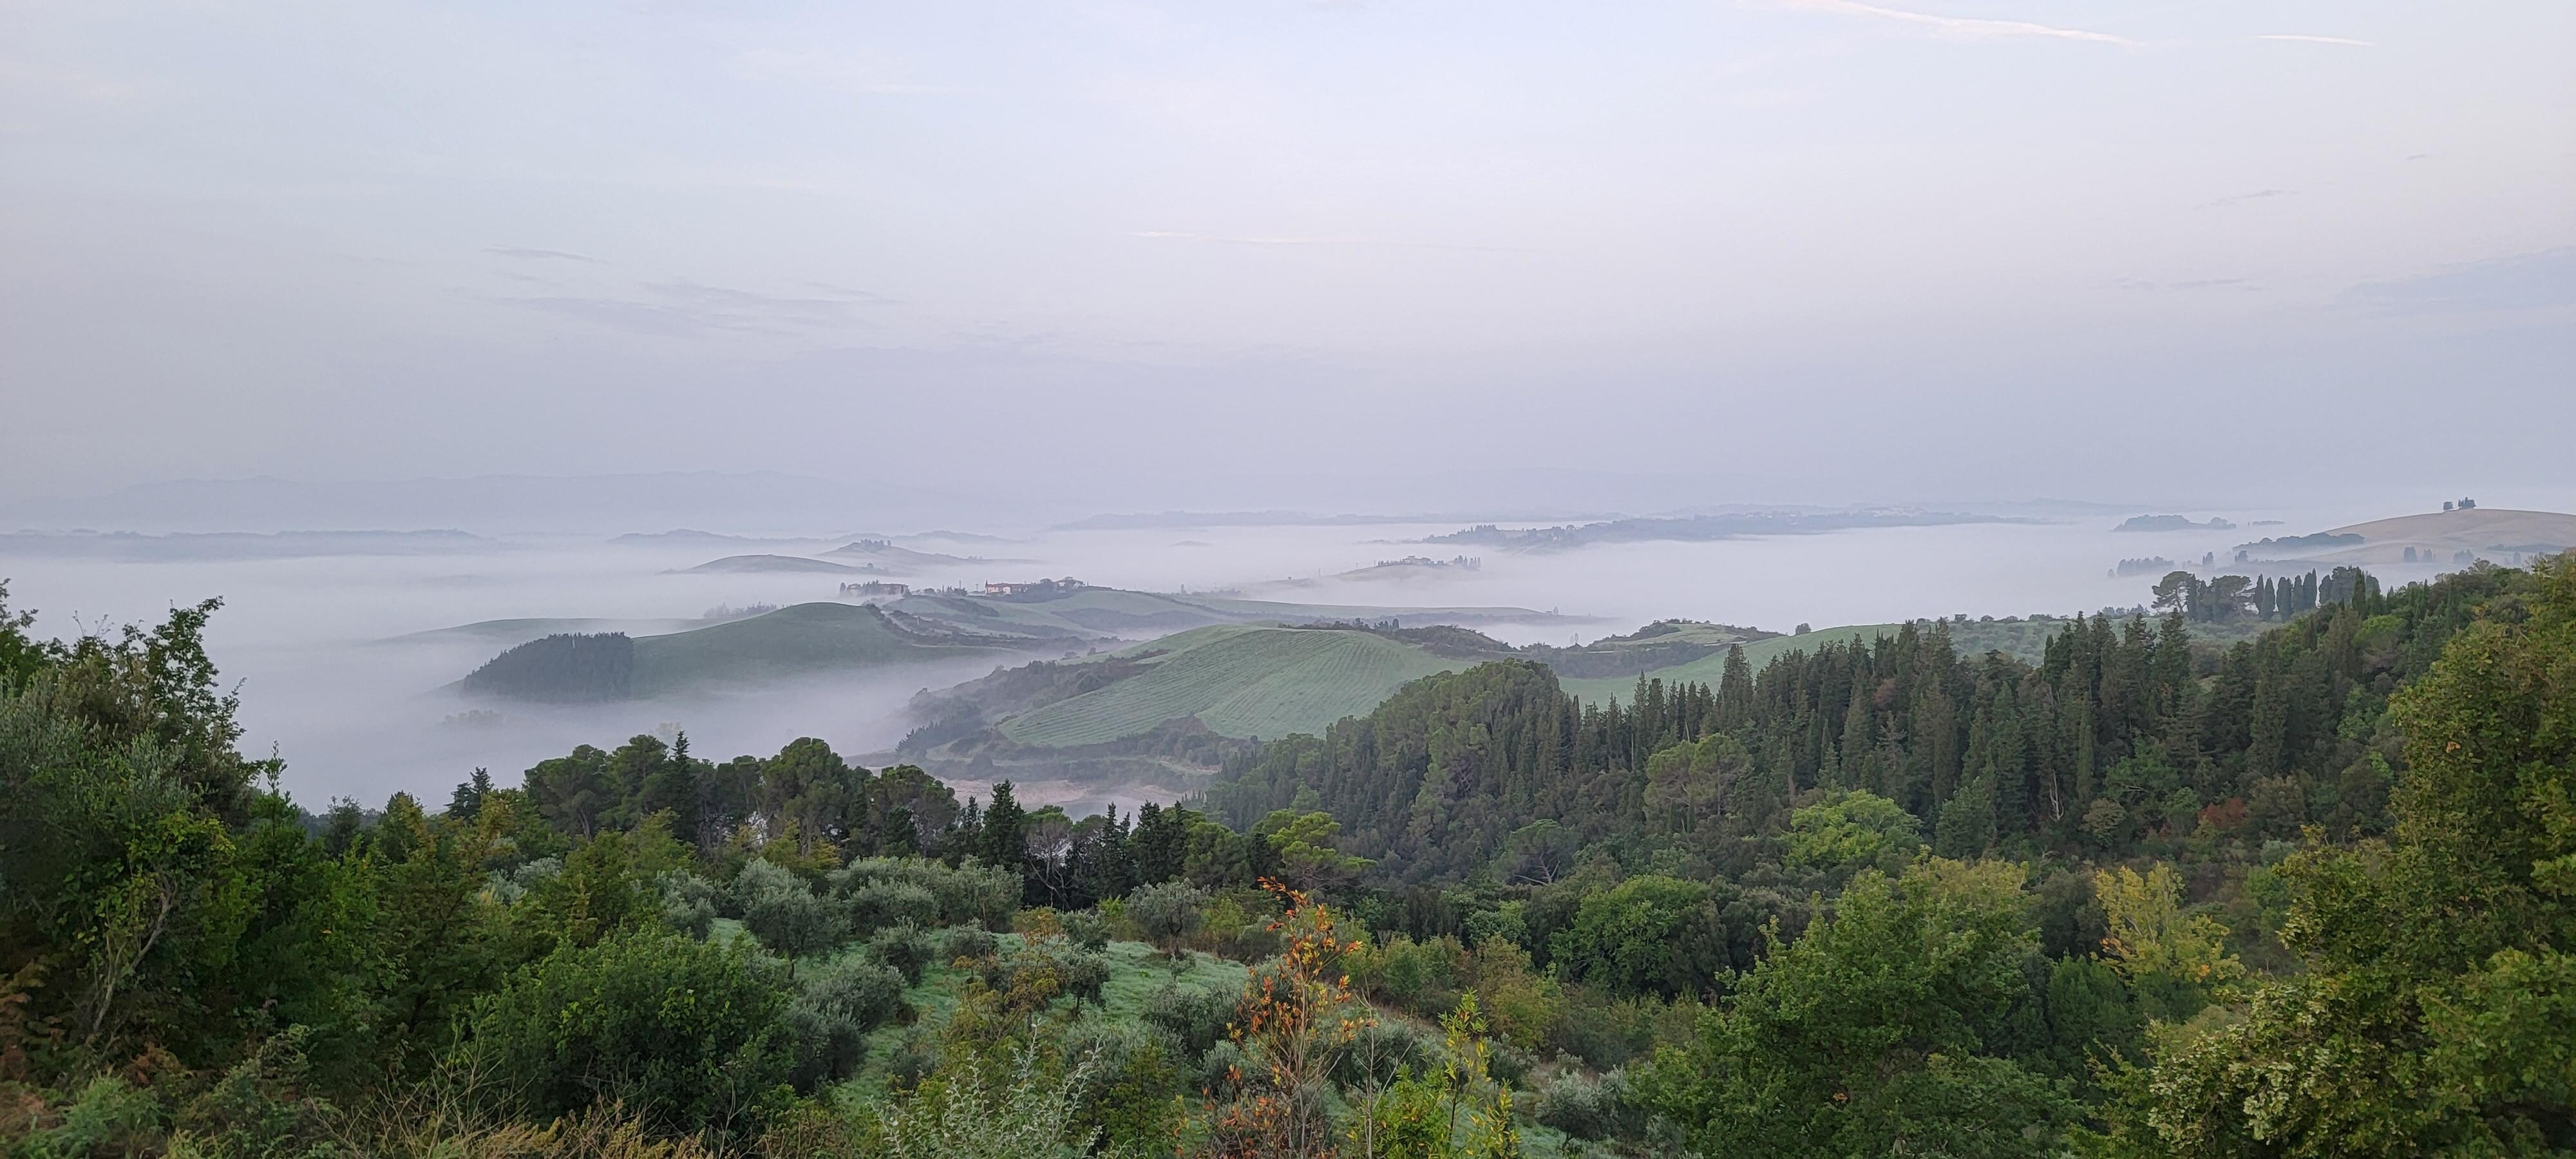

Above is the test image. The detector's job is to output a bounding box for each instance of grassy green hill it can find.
[887,587,1569,643]
[998,625,1466,746]
[627,603,1019,695]
[677,554,878,574]
[904,618,1774,778]
[1556,616,2088,702]
[390,616,697,648]
[455,603,1036,701]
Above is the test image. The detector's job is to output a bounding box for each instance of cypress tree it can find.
[1718,644,1754,731]
[1839,678,1877,793]
[980,780,1028,872]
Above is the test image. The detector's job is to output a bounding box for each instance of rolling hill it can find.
[453,602,1037,701]
[821,539,1026,571]
[996,625,1468,747]
[676,554,885,574]
[1555,617,2087,702]
[2269,506,2576,566]
[896,617,1774,783]
[884,585,1573,643]
[389,616,699,649]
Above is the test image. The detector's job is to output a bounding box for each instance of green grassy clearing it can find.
[629,603,1017,695]
[1000,627,1462,746]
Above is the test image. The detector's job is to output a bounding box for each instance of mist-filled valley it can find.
[7,1,2571,1152]
[6,490,2562,814]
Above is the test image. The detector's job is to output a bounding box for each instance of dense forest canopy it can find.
[2,557,2568,1156]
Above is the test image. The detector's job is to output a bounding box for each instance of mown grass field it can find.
[629,603,1018,695]
[999,626,1463,746]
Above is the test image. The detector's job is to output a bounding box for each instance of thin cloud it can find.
[500,296,707,336]
[792,279,898,303]
[1783,0,2138,46]
[1133,231,1530,253]
[2344,247,2576,314]
[2201,189,2290,209]
[2256,34,2374,47]
[493,280,881,335]
[485,246,600,263]
[2106,277,2258,292]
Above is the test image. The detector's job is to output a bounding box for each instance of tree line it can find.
[2147,565,2377,623]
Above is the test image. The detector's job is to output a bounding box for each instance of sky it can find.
[3,0,2571,511]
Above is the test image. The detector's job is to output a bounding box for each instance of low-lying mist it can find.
[0,495,2517,813]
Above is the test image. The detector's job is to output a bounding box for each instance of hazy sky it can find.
[5,1,2571,508]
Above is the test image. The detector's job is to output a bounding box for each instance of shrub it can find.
[459,928,798,1140]
[1126,881,1208,959]
[866,924,938,985]
[981,939,1108,1010]
[848,881,940,940]
[740,868,849,959]
[1533,1068,1640,1141]
[945,861,1023,930]
[787,954,908,1086]
[941,925,999,963]
[1198,1039,1260,1100]
[169,1025,342,1159]
[19,1075,166,1159]
[1370,934,1462,1017]
[832,857,1020,930]
[875,1040,1100,1159]
[1336,1019,1437,1091]
[1059,1020,1189,1152]
[730,857,803,911]
[1060,908,1111,953]
[1141,982,1239,1059]
[658,870,719,940]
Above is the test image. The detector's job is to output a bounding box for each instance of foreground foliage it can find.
[1,558,2567,1155]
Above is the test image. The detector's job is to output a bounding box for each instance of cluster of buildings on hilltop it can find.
[835,576,1091,601]
[980,576,1088,598]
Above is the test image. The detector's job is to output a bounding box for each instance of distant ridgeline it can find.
[449,589,1573,704]
[2235,531,2363,556]
[2114,514,2235,532]
[1204,561,2532,883]
[1426,508,2029,551]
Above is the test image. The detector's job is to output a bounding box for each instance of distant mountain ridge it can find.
[1426,509,2038,551]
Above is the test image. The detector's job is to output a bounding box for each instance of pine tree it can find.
[447,767,493,820]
